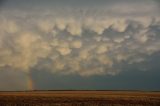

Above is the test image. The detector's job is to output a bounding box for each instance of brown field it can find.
[0,91,160,106]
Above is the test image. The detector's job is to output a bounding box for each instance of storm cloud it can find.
[0,0,160,90]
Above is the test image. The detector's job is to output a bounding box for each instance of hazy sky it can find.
[0,0,160,91]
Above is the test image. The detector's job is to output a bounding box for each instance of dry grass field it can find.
[0,91,160,106]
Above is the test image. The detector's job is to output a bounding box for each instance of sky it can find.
[0,0,160,91]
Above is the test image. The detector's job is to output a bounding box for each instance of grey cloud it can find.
[1,15,160,77]
[0,0,160,78]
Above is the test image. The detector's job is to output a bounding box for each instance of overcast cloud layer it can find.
[0,0,160,90]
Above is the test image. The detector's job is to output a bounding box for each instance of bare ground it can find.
[0,91,160,106]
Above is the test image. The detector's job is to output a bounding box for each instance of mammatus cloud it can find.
[0,15,160,76]
[0,0,160,90]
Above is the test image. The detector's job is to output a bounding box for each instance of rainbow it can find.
[27,72,34,91]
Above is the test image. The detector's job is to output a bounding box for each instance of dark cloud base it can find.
[31,52,160,91]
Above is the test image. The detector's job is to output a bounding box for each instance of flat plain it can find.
[0,91,160,106]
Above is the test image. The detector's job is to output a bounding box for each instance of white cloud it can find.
[55,19,67,31]
[0,3,160,78]
[116,54,129,62]
[97,55,113,66]
[0,31,51,72]
[134,29,149,43]
[0,19,19,34]
[96,44,108,54]
[66,19,82,36]
[70,40,82,49]
[37,20,54,33]
[79,49,90,60]
[56,47,72,56]
[79,67,105,76]
[111,19,127,32]
[113,37,125,43]
[54,61,65,70]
